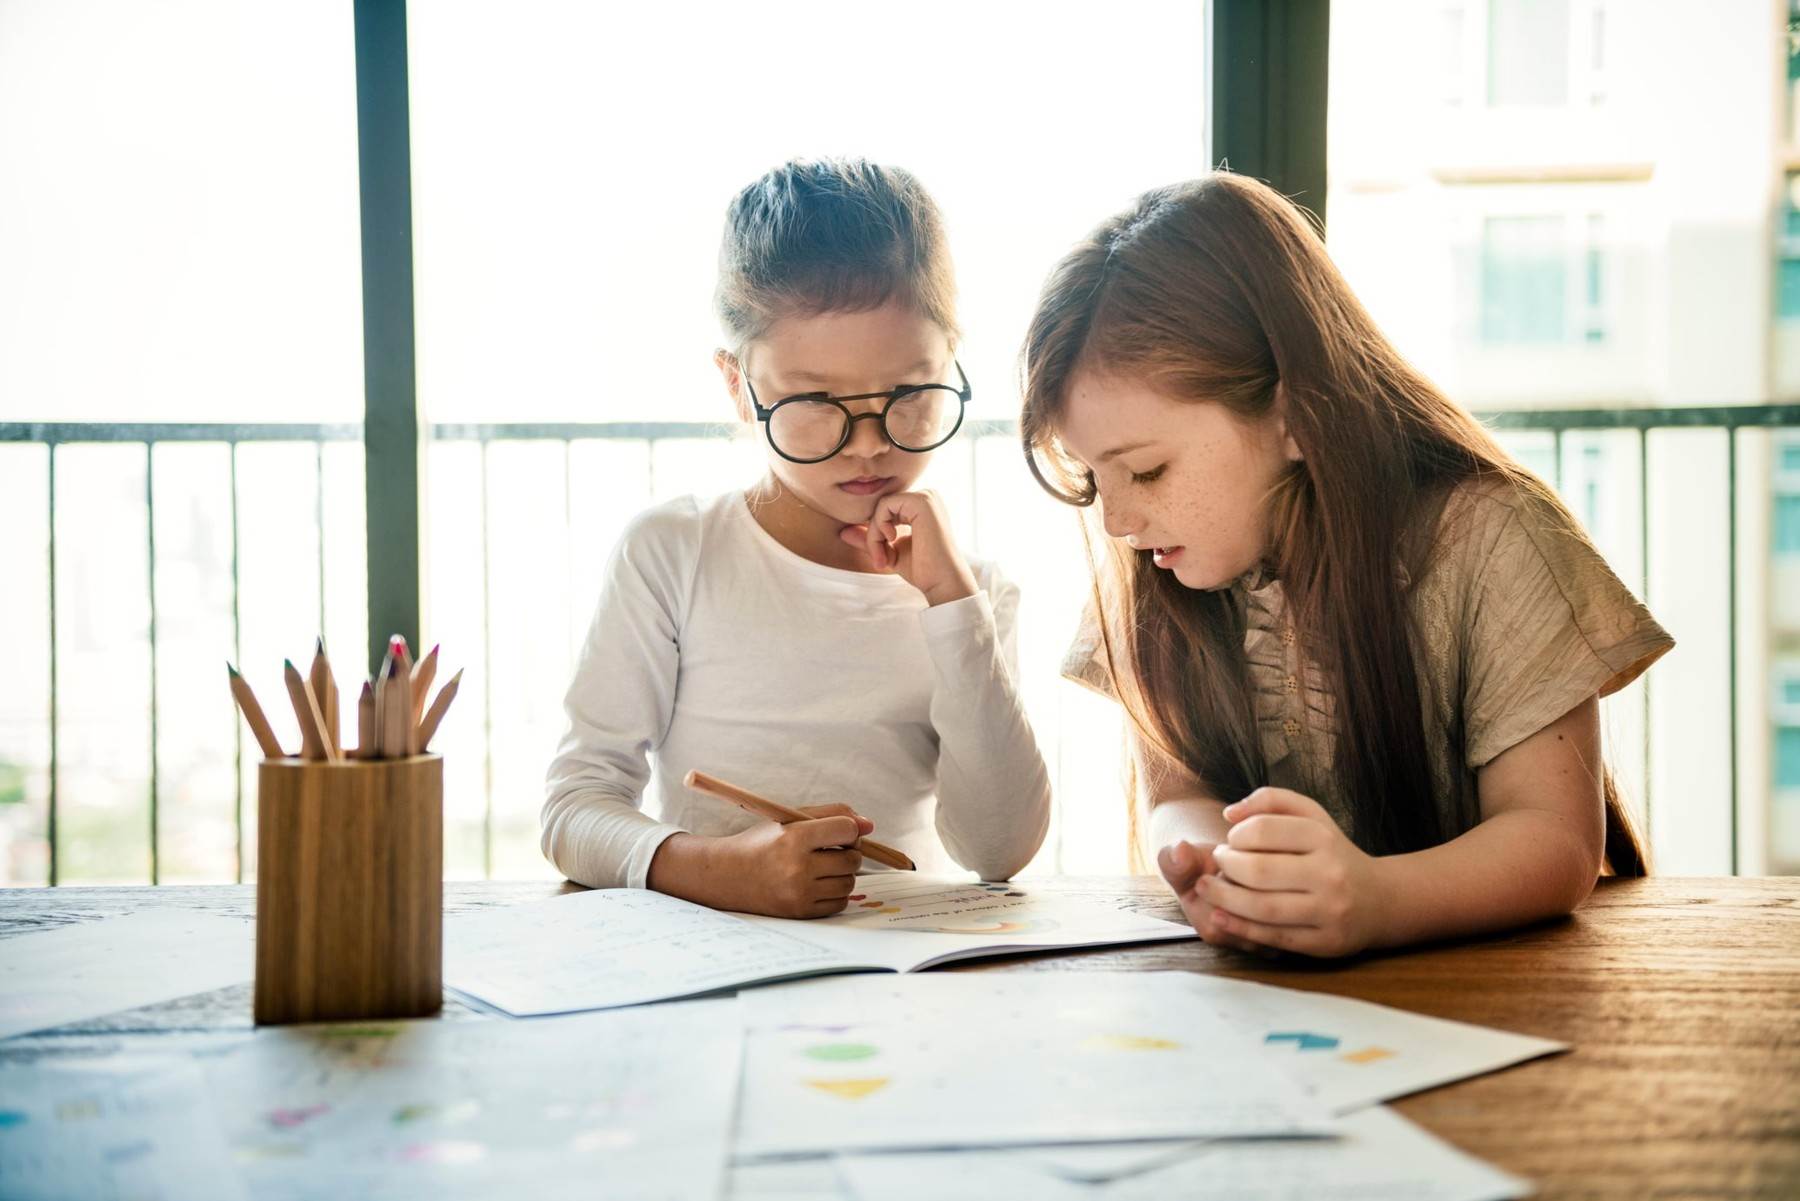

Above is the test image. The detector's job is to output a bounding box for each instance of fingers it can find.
[1222,787,1330,824]
[809,893,855,916]
[1170,886,1274,956]
[1201,873,1314,926]
[1211,845,1310,890]
[1209,910,1322,956]
[796,815,864,850]
[810,865,860,893]
[1157,841,1214,894]
[811,847,864,879]
[1224,814,1328,854]
[797,805,876,835]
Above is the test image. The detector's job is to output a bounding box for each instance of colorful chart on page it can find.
[1180,975,1567,1115]
[202,1000,742,1201]
[734,973,1333,1158]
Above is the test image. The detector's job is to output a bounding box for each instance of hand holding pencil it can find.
[685,770,915,872]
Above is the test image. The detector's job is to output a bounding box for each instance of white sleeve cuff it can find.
[623,822,686,890]
[916,590,995,641]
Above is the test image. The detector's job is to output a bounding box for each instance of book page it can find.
[444,888,859,1015]
[732,875,1194,972]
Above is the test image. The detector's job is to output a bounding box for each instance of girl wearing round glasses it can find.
[543,158,1051,916]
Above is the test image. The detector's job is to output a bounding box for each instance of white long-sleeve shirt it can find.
[541,490,1053,890]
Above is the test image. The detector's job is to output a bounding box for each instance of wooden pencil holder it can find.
[254,755,443,1026]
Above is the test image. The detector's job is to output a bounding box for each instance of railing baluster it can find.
[1639,426,1651,850]
[1726,426,1738,875]
[46,442,59,887]
[316,441,328,650]
[146,443,160,885]
[479,439,495,879]
[230,443,245,884]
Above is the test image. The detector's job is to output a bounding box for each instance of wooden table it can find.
[3,875,1797,1199]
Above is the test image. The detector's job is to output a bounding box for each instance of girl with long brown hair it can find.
[1021,173,1672,957]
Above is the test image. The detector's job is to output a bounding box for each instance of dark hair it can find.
[1021,173,1646,874]
[715,157,958,350]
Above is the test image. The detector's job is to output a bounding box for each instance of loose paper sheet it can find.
[205,999,742,1201]
[0,911,253,1040]
[733,973,1332,1157]
[836,1106,1533,1201]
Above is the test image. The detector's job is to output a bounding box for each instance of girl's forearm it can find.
[1370,807,1600,948]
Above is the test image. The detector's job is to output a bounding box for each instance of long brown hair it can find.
[1020,173,1645,874]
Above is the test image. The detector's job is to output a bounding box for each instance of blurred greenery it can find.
[0,760,23,806]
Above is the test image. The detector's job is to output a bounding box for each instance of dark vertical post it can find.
[354,0,423,676]
[1210,0,1331,227]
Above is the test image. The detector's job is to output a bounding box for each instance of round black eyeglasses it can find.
[745,361,972,464]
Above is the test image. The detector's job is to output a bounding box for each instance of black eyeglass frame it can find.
[744,360,973,464]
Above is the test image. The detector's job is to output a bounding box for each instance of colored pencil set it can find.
[227,636,462,762]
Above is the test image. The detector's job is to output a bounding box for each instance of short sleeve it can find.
[1461,489,1673,768]
[1060,600,1119,700]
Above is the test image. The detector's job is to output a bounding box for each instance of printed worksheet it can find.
[733,973,1332,1157]
[835,1106,1533,1201]
[0,911,253,1040]
[446,887,850,1014]
[445,878,1193,1016]
[733,874,1195,971]
[0,1056,247,1201]
[204,998,741,1201]
[1178,975,1567,1113]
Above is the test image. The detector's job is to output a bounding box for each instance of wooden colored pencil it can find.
[226,663,286,759]
[410,643,438,731]
[683,769,915,871]
[392,635,414,681]
[283,659,337,762]
[415,669,462,752]
[356,680,376,760]
[381,654,412,760]
[308,636,339,759]
[373,642,396,757]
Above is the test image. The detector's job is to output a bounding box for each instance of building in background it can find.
[1329,0,1793,871]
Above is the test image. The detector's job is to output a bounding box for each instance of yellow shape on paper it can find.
[1341,1046,1396,1064]
[803,1077,891,1101]
[1084,1034,1182,1052]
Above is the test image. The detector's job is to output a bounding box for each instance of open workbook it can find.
[445,874,1196,1015]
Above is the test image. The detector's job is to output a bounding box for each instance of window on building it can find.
[1481,216,1567,343]
[1488,0,1571,106]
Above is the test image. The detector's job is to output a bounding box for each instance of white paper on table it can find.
[204,998,742,1201]
[0,1055,248,1201]
[733,973,1332,1158]
[1178,975,1568,1113]
[836,1107,1534,1201]
[0,911,253,1040]
[445,878,1193,1016]
[727,1156,852,1200]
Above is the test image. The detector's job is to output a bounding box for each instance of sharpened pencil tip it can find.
[226,661,239,678]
